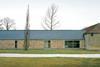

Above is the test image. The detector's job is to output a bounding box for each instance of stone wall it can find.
[51,40,64,48]
[17,40,24,49]
[0,40,45,49]
[0,39,85,49]
[80,40,85,49]
[0,40,15,49]
[0,40,65,49]
[29,40,44,49]
[85,34,100,50]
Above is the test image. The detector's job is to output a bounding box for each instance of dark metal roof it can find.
[0,30,84,40]
[83,23,100,33]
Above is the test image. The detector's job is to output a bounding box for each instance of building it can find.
[0,23,100,50]
[84,23,100,50]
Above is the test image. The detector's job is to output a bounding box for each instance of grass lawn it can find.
[0,49,100,54]
[0,57,100,67]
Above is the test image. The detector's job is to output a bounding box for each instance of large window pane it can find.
[65,41,79,48]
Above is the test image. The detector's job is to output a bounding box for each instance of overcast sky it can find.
[0,0,100,30]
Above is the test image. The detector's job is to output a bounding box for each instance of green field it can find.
[0,49,100,54]
[0,58,100,67]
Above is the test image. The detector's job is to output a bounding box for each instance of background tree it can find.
[0,17,15,30]
[42,4,59,30]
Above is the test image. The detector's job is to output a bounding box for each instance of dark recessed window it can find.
[48,40,51,48]
[91,33,94,36]
[15,40,17,48]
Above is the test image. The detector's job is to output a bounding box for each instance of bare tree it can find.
[0,20,4,30]
[24,5,30,50]
[42,4,59,30]
[0,17,15,30]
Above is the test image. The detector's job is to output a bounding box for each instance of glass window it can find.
[65,41,79,48]
[48,40,51,48]
[91,33,94,36]
[45,40,51,48]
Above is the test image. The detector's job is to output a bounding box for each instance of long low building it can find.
[0,23,100,50]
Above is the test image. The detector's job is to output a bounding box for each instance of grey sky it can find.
[0,0,100,30]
